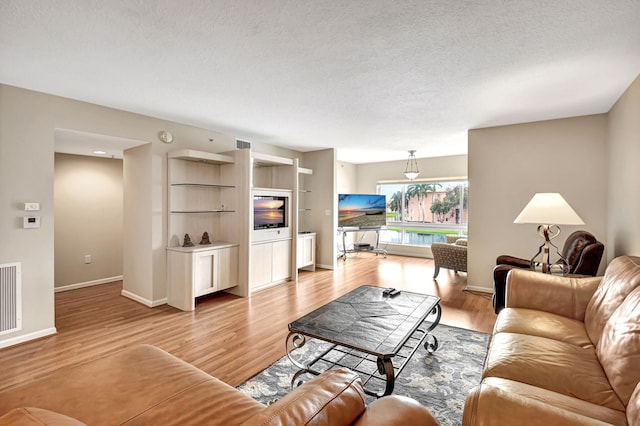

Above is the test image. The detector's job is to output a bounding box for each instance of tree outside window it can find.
[378,181,468,246]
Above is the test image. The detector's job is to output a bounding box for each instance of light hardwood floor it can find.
[0,253,496,393]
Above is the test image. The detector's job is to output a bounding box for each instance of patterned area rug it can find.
[238,324,489,426]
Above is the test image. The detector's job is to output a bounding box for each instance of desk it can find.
[339,227,387,260]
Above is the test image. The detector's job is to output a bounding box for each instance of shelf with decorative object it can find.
[168,149,238,247]
[166,149,245,308]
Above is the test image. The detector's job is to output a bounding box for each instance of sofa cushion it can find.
[585,256,640,345]
[597,285,640,407]
[0,407,86,426]
[463,377,628,426]
[242,369,366,426]
[353,395,439,426]
[493,308,593,348]
[483,332,624,411]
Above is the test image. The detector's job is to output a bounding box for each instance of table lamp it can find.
[514,193,584,273]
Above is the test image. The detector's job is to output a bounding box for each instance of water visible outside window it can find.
[378,181,468,247]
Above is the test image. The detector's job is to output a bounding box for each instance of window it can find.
[377,180,468,246]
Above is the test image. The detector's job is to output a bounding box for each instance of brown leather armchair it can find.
[492,230,604,313]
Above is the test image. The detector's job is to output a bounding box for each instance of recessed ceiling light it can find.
[93,150,107,155]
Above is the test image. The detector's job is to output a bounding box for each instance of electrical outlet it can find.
[84,255,91,264]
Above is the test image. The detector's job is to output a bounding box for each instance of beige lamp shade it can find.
[514,193,584,225]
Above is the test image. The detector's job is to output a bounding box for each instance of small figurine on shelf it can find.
[200,232,211,245]
[182,233,195,247]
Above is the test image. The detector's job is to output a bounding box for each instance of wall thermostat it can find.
[24,202,40,211]
[23,216,41,229]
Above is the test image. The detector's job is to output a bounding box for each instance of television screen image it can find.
[254,196,287,230]
[338,194,387,228]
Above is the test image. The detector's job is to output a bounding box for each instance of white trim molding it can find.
[464,285,492,293]
[54,276,123,293]
[315,263,334,270]
[121,290,167,308]
[0,327,57,349]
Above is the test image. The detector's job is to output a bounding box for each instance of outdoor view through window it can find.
[377,181,468,246]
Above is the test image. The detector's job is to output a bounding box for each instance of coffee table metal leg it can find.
[286,332,307,371]
[286,332,324,388]
[376,357,395,397]
[424,303,442,354]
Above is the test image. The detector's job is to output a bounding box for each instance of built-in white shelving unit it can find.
[166,149,247,310]
[165,147,314,309]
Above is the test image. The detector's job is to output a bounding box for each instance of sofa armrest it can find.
[353,395,439,426]
[242,369,366,426]
[496,255,531,269]
[506,269,602,320]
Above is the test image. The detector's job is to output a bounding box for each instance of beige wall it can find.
[607,74,640,259]
[468,115,609,291]
[0,85,56,347]
[337,161,357,194]
[54,153,123,289]
[301,149,337,269]
[355,155,467,193]
[122,144,155,304]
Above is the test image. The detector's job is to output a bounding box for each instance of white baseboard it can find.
[316,263,334,270]
[121,290,167,308]
[385,249,430,258]
[0,327,57,349]
[54,276,123,293]
[464,285,492,293]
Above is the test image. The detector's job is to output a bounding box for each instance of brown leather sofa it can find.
[463,255,640,425]
[0,344,438,425]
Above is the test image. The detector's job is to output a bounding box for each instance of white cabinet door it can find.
[167,250,195,311]
[272,239,291,282]
[218,246,238,290]
[167,244,239,311]
[296,238,304,268]
[251,243,273,288]
[297,234,315,269]
[195,250,216,297]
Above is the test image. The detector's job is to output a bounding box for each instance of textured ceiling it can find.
[1,1,639,163]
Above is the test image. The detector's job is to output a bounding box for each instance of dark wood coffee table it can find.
[286,285,441,397]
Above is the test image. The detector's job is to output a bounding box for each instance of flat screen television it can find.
[254,195,288,230]
[338,193,387,228]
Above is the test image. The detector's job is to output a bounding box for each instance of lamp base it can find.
[529,224,568,274]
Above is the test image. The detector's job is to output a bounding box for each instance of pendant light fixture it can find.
[404,150,420,180]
